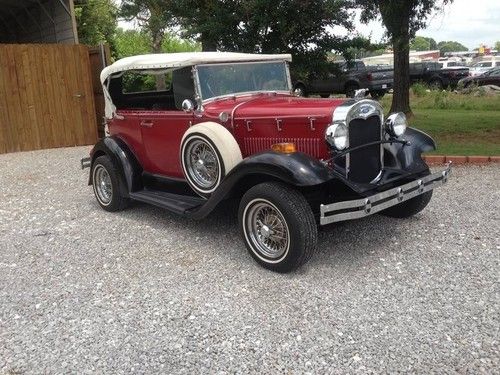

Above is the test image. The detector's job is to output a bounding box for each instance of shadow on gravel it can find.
[111,197,423,270]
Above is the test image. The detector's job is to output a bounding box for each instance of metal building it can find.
[0,0,78,44]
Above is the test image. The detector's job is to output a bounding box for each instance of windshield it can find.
[196,61,290,100]
[473,62,493,68]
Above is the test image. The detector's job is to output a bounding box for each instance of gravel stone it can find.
[0,146,499,374]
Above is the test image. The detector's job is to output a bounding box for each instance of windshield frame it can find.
[193,60,293,104]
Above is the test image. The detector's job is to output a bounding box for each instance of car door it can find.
[140,110,193,178]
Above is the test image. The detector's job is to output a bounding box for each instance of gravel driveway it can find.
[0,146,498,374]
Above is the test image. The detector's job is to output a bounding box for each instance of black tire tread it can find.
[92,155,129,212]
[239,182,317,272]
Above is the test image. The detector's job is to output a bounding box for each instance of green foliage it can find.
[114,28,200,60]
[438,40,468,54]
[120,0,175,51]
[496,41,500,51]
[114,28,151,59]
[171,0,364,73]
[410,36,437,51]
[74,0,118,49]
[114,28,199,92]
[411,82,428,97]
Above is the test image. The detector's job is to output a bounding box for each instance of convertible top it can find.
[100,52,292,84]
[101,52,292,119]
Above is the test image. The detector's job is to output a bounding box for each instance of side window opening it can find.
[108,68,194,111]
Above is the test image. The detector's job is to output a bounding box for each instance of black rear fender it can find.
[88,137,143,195]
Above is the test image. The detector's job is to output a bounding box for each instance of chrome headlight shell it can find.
[385,112,407,137]
[325,123,348,150]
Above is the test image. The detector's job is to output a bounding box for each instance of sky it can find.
[351,0,500,49]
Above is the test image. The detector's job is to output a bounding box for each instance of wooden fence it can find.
[0,44,97,154]
[88,44,111,139]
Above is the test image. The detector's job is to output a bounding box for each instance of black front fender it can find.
[384,127,435,171]
[188,151,335,219]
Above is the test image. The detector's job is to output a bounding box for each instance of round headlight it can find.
[385,113,407,137]
[325,123,348,150]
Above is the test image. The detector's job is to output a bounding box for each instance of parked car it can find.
[82,52,450,272]
[469,60,500,77]
[293,60,393,99]
[410,61,469,89]
[438,60,468,70]
[459,67,500,87]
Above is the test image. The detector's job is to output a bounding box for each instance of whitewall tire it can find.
[181,122,242,198]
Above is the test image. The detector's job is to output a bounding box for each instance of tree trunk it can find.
[152,30,166,91]
[390,25,412,116]
[201,33,217,51]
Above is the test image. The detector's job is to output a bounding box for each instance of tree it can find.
[357,1,453,116]
[120,0,177,89]
[438,40,468,54]
[74,0,118,50]
[120,1,175,53]
[496,41,500,51]
[172,0,364,74]
[410,36,437,51]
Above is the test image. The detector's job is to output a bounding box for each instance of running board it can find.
[129,190,205,215]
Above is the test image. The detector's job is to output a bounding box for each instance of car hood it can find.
[202,94,346,123]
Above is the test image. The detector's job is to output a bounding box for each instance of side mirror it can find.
[182,99,195,113]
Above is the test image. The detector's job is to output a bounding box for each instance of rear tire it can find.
[380,191,433,218]
[91,155,129,212]
[429,79,443,90]
[370,90,386,99]
[238,182,317,273]
[345,83,359,98]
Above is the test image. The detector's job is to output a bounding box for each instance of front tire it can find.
[380,191,433,218]
[91,155,129,212]
[238,182,317,273]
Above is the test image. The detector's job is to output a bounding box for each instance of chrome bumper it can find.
[320,164,451,225]
[81,157,91,170]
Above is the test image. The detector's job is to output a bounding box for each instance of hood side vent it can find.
[244,138,321,158]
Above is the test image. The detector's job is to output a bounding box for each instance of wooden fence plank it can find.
[0,44,97,154]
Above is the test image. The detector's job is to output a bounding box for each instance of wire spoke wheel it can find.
[185,139,220,190]
[93,164,113,205]
[244,199,290,261]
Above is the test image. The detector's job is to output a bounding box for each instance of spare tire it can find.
[180,122,242,198]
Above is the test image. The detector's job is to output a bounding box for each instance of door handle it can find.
[140,120,154,128]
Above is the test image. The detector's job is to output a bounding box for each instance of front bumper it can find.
[320,163,451,225]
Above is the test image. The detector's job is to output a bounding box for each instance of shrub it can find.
[411,82,428,97]
[433,90,451,109]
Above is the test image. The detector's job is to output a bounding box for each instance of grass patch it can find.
[380,91,500,155]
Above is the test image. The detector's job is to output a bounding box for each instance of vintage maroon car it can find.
[82,52,450,272]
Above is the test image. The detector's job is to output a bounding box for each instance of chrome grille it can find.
[348,115,382,183]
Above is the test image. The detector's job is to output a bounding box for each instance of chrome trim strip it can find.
[319,164,451,225]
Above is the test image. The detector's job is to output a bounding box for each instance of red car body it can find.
[110,94,343,178]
